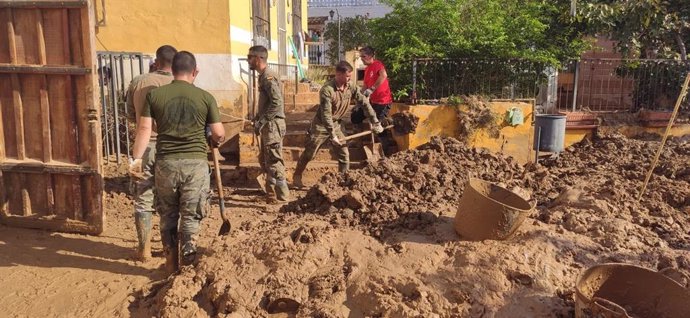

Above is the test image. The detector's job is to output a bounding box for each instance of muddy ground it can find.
[2,133,689,317]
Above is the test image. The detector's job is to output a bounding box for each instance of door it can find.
[0,0,104,235]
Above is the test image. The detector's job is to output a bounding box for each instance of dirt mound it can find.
[147,135,690,317]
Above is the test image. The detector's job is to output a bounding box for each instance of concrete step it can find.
[284,92,320,104]
[283,82,313,94]
[285,102,319,113]
[238,131,370,165]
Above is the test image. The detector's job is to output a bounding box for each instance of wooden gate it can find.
[0,0,103,235]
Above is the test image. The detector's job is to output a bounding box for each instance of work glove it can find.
[361,87,374,97]
[330,135,343,147]
[371,121,384,134]
[128,158,144,180]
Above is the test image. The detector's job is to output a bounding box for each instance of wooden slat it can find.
[61,8,69,64]
[79,3,102,172]
[0,74,14,158]
[0,215,101,235]
[52,174,74,219]
[40,75,51,162]
[0,171,5,216]
[0,64,90,74]
[42,9,66,65]
[0,1,88,9]
[0,8,10,63]
[13,8,39,65]
[19,74,43,160]
[48,75,78,163]
[0,160,99,174]
[46,173,54,216]
[26,173,49,216]
[82,175,102,230]
[67,8,82,66]
[0,75,4,160]
[72,175,82,220]
[20,174,30,216]
[10,74,25,159]
[6,8,16,63]
[35,9,45,64]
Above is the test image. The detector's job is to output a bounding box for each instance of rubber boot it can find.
[338,162,349,174]
[292,160,307,188]
[265,182,277,204]
[180,233,197,266]
[161,229,179,274]
[275,179,290,202]
[134,211,152,261]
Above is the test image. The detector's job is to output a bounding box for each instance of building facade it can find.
[94,0,308,146]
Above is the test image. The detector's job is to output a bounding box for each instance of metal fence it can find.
[239,59,299,119]
[411,58,548,103]
[308,0,383,7]
[96,52,153,163]
[557,58,690,112]
[305,41,326,65]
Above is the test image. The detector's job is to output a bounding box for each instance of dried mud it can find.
[147,134,690,318]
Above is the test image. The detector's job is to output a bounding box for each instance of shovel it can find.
[211,147,232,236]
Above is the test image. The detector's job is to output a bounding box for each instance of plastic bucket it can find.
[453,178,534,240]
[575,263,690,318]
[533,114,566,152]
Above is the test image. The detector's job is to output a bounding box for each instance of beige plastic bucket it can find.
[575,263,690,318]
[453,178,533,240]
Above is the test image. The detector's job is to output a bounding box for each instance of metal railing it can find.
[305,41,326,65]
[308,0,383,7]
[96,52,153,163]
[557,58,690,112]
[239,59,299,119]
[411,58,548,102]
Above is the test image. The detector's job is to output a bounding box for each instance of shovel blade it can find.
[256,173,267,193]
[218,220,232,236]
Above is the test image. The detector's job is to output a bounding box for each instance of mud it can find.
[145,134,690,317]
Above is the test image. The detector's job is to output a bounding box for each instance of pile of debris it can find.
[144,134,690,317]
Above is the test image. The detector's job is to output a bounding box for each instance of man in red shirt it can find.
[352,46,395,155]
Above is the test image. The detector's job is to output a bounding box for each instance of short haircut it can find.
[248,45,268,60]
[155,45,177,67]
[360,46,375,57]
[335,61,353,73]
[172,51,197,75]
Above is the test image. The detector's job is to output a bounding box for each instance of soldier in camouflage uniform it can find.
[125,44,176,261]
[247,46,290,202]
[293,61,383,187]
[130,51,225,273]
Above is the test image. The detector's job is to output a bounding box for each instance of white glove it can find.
[330,135,342,146]
[362,88,374,97]
[371,122,384,134]
[129,158,144,179]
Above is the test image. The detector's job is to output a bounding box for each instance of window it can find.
[252,0,271,49]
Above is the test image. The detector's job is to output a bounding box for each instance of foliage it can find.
[359,0,592,95]
[577,0,689,60]
[323,15,372,64]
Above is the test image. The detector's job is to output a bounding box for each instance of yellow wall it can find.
[390,102,536,163]
[94,0,230,53]
[392,103,690,164]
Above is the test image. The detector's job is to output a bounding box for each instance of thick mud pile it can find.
[147,135,690,318]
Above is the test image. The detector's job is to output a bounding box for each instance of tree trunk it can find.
[675,32,687,61]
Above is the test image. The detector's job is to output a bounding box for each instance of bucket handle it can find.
[659,267,690,288]
[591,297,630,318]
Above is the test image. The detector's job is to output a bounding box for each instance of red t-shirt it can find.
[363,60,392,104]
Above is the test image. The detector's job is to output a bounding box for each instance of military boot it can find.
[134,211,152,261]
[338,162,349,174]
[264,182,277,204]
[180,233,197,266]
[275,179,290,202]
[161,229,179,274]
[292,160,307,188]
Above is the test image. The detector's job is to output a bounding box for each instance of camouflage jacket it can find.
[255,68,286,126]
[315,79,377,136]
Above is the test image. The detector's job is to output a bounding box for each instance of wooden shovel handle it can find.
[211,147,228,222]
[341,125,394,142]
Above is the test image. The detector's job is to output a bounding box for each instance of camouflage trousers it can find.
[130,141,156,214]
[258,118,287,184]
[297,121,349,172]
[154,158,210,255]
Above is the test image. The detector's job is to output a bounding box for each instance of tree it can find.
[578,0,689,60]
[322,15,372,64]
[364,0,592,95]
